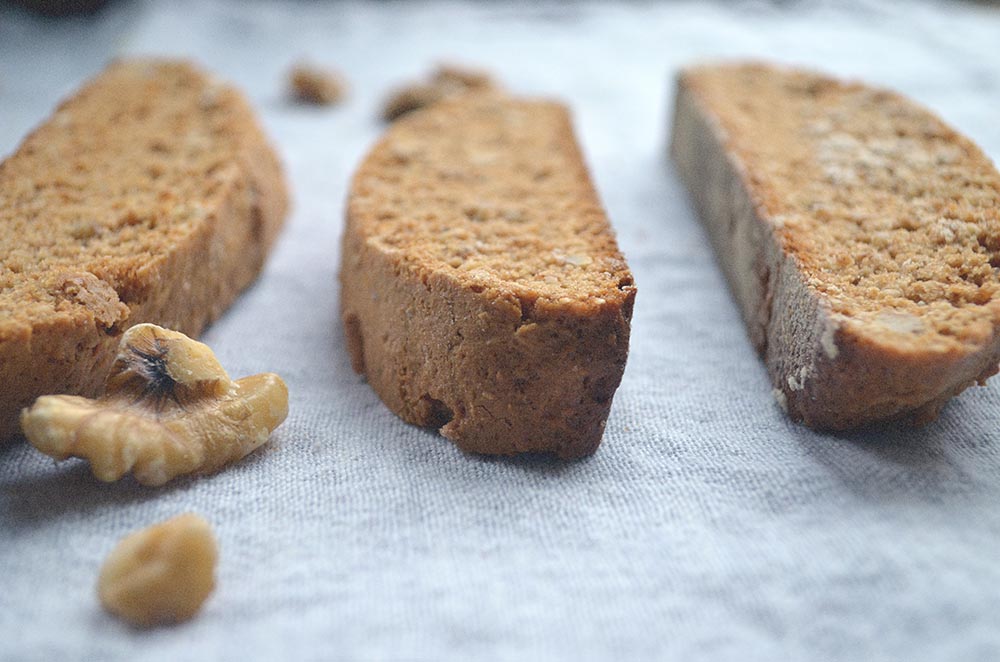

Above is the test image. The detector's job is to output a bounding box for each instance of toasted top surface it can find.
[349,93,633,314]
[683,63,1000,351]
[0,59,262,339]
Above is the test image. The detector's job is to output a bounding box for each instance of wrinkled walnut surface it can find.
[98,513,217,627]
[21,323,288,486]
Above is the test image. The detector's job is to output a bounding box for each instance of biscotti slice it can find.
[341,93,635,458]
[0,59,288,441]
[671,62,1000,429]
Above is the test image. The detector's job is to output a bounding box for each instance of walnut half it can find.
[98,513,218,627]
[21,323,288,486]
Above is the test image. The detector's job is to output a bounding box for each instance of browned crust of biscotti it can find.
[0,59,288,441]
[341,93,635,458]
[670,62,1000,430]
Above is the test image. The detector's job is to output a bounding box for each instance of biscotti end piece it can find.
[671,62,1000,429]
[342,93,635,458]
[0,59,288,441]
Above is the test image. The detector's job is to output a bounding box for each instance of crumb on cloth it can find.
[381,64,499,121]
[288,62,347,106]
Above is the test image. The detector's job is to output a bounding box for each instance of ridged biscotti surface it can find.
[671,62,1000,429]
[0,59,288,441]
[341,93,635,458]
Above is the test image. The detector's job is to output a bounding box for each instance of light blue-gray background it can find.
[2,1,1000,660]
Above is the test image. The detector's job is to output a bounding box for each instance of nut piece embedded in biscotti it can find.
[670,62,1000,429]
[98,513,218,627]
[20,323,288,486]
[381,64,498,121]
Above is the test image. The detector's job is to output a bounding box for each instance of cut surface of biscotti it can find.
[341,93,635,458]
[0,59,288,441]
[671,62,1000,429]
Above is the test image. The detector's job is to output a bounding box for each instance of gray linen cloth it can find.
[2,1,1000,660]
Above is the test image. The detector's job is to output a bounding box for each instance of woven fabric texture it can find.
[2,1,1000,660]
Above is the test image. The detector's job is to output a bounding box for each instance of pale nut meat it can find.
[98,513,218,627]
[20,323,288,486]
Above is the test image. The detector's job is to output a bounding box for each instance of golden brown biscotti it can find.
[0,59,288,441]
[341,93,636,458]
[671,62,1000,430]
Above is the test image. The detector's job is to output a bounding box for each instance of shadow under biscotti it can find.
[786,397,997,503]
[0,437,280,531]
[470,447,594,477]
[388,420,595,478]
[2,460,185,531]
[0,435,27,461]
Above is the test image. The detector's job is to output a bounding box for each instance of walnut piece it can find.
[98,513,217,627]
[288,61,347,105]
[21,323,288,486]
[381,64,498,121]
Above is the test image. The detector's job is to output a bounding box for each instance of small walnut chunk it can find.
[21,323,288,486]
[382,84,443,122]
[288,61,347,105]
[382,64,499,121]
[99,513,217,627]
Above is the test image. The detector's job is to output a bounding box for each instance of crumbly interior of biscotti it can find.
[0,61,250,335]
[351,93,633,311]
[687,64,1000,349]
